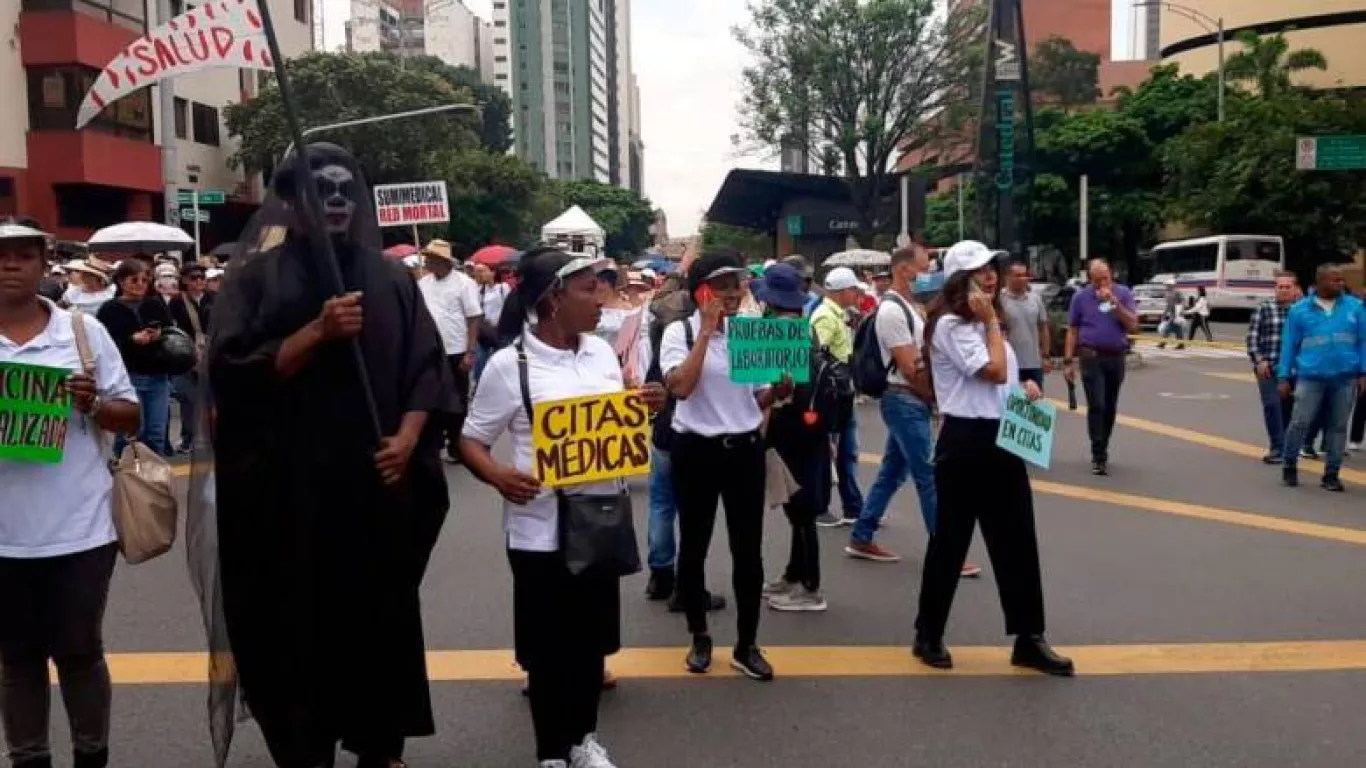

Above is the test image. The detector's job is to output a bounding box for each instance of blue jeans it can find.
[646,447,678,570]
[170,373,197,450]
[1256,375,1291,456]
[834,409,864,519]
[115,373,171,458]
[1283,378,1358,476]
[853,392,937,544]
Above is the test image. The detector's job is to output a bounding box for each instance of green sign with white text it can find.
[1296,136,1366,171]
[727,318,811,384]
[0,362,73,464]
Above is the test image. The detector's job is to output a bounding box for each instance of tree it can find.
[1224,31,1328,99]
[1029,36,1101,108]
[735,0,983,245]
[699,222,773,260]
[550,180,656,259]
[439,150,560,256]
[400,57,514,153]
[225,52,483,184]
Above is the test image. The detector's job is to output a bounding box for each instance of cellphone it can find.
[694,284,715,307]
[968,283,987,301]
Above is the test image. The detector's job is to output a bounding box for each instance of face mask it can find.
[313,163,356,236]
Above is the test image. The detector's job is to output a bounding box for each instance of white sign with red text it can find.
[76,0,273,130]
[374,182,450,227]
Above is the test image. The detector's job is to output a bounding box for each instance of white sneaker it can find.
[569,734,617,768]
[1349,442,1362,453]
[762,577,796,597]
[768,587,828,612]
[540,762,569,768]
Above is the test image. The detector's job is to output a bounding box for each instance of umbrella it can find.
[824,249,891,268]
[472,244,518,266]
[86,221,194,254]
[210,241,238,260]
[383,244,419,260]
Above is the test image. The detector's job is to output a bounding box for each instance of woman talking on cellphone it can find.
[661,251,792,681]
[912,241,1074,677]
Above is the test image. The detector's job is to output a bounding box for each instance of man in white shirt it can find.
[418,239,483,462]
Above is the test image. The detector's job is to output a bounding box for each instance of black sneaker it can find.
[814,512,846,528]
[912,636,953,669]
[730,645,774,681]
[668,590,726,613]
[1321,475,1346,493]
[1282,467,1299,487]
[1302,446,1320,459]
[1261,452,1282,465]
[73,749,109,768]
[644,569,674,601]
[1011,635,1075,677]
[685,634,713,674]
[1091,461,1108,476]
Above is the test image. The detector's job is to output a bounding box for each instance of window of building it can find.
[173,97,188,140]
[496,73,509,81]
[294,0,308,23]
[493,1,504,7]
[494,19,506,27]
[191,102,221,147]
[0,178,16,217]
[495,56,508,63]
[27,65,152,142]
[54,184,131,230]
[23,0,146,32]
[495,38,507,45]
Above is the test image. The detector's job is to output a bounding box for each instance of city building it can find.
[494,0,641,189]
[3,0,310,243]
[348,0,497,79]
[1160,0,1366,91]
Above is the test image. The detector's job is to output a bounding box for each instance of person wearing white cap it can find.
[61,259,116,315]
[912,240,1073,676]
[807,267,865,528]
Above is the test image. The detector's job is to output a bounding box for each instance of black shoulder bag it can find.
[515,341,642,578]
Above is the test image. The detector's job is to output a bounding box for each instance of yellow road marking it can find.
[1131,334,1244,351]
[100,641,1366,683]
[1046,399,1366,487]
[1204,372,1255,383]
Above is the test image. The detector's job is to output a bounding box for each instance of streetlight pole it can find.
[280,103,483,161]
[1133,2,1225,123]
[1216,16,1226,123]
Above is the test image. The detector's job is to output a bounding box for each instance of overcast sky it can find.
[322,0,1138,237]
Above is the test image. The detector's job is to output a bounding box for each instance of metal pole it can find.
[1079,174,1089,263]
[1216,17,1226,123]
[898,174,910,247]
[957,174,966,241]
[155,0,178,229]
[280,103,482,162]
[411,224,420,249]
[192,188,201,259]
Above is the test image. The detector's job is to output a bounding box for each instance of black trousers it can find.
[1080,353,1126,462]
[777,438,829,591]
[1187,315,1213,341]
[0,543,118,767]
[1351,389,1366,445]
[508,549,617,762]
[915,417,1045,641]
[671,431,766,649]
[443,354,471,457]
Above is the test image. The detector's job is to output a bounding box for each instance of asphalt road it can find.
[47,344,1366,767]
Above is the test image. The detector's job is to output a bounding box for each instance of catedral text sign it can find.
[374,182,451,227]
[531,391,652,489]
[0,363,73,464]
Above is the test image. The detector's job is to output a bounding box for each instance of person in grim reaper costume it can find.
[188,143,453,768]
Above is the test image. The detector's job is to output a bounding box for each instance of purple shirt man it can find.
[1068,284,1137,352]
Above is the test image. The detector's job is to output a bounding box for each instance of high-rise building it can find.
[495,0,641,189]
[347,0,496,80]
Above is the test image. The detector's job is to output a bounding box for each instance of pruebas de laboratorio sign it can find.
[994,386,1056,469]
[0,362,74,464]
[374,181,450,227]
[531,391,652,489]
[727,317,811,384]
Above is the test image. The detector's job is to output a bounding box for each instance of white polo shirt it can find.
[875,292,926,387]
[930,315,1019,419]
[418,268,483,355]
[659,313,764,437]
[462,331,624,552]
[0,301,138,558]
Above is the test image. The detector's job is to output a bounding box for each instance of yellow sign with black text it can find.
[531,391,652,489]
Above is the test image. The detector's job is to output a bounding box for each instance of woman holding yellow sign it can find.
[460,247,665,768]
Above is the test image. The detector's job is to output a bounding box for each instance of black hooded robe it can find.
[208,237,452,767]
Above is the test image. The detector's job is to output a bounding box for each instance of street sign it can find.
[180,208,210,223]
[1296,135,1366,171]
[176,189,226,205]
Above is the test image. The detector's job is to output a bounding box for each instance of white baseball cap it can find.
[942,240,994,280]
[823,266,859,291]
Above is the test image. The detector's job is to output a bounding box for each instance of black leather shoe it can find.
[14,757,53,768]
[686,634,713,674]
[912,637,953,669]
[1011,635,1075,677]
[1283,467,1299,487]
[1091,461,1108,476]
[1322,475,1346,492]
[730,645,774,681]
[1261,452,1282,465]
[645,568,674,600]
[73,750,108,768]
[668,590,726,613]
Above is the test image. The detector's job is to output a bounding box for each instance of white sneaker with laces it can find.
[569,734,617,768]
[768,587,828,612]
[762,577,795,597]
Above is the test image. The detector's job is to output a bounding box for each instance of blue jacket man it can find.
[1277,264,1366,491]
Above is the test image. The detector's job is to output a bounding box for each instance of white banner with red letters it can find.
[76,0,274,130]
[374,182,451,227]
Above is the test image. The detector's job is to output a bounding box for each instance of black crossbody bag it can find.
[516,341,642,577]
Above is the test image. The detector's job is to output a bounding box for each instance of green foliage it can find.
[699,222,774,260]
[1029,36,1101,108]
[399,57,514,153]
[925,182,979,247]
[1223,31,1328,99]
[735,0,983,243]
[438,150,560,256]
[549,180,657,259]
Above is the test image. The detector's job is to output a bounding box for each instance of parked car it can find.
[1132,283,1169,330]
[1046,284,1076,359]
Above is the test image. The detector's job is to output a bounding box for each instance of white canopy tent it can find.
[542,205,605,255]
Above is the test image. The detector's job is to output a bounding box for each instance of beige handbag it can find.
[72,310,179,564]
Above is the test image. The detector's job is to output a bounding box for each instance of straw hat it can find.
[421,239,455,263]
[65,256,115,283]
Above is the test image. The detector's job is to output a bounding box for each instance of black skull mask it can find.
[270,142,375,247]
[314,163,356,235]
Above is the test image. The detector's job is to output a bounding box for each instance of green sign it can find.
[995,87,1016,190]
[1296,136,1366,171]
[786,215,803,237]
[727,317,811,384]
[180,208,210,223]
[0,363,73,464]
[176,189,226,205]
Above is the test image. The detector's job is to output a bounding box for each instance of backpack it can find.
[851,293,934,402]
[645,287,697,451]
[806,345,853,434]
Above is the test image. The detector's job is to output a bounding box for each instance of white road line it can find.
[1136,345,1246,360]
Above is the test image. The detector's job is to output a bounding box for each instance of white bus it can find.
[1144,235,1285,312]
